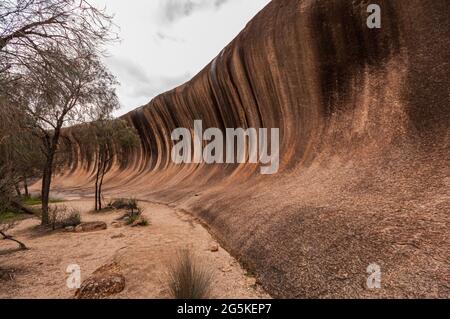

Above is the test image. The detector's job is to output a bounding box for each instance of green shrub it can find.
[125,213,138,225]
[124,206,149,226]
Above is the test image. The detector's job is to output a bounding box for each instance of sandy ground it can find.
[0,198,269,299]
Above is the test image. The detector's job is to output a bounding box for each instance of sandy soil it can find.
[0,198,269,299]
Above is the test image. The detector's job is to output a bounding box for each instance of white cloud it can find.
[90,0,271,116]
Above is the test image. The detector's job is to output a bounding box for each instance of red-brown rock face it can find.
[57,0,449,298]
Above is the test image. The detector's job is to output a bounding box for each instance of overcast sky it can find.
[90,0,271,116]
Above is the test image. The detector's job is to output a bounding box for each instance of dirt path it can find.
[0,199,269,299]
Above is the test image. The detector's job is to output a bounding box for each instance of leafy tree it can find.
[15,49,119,224]
[0,103,41,212]
[0,0,119,225]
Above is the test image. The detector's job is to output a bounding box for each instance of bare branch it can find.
[0,224,28,250]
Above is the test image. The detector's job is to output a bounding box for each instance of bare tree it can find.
[91,119,139,211]
[15,49,119,224]
[0,0,117,76]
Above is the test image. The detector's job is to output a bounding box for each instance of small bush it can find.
[138,216,149,226]
[125,213,138,225]
[167,249,214,299]
[49,205,82,230]
[123,206,149,226]
[108,198,138,211]
[110,198,148,227]
[125,214,149,227]
[62,211,81,227]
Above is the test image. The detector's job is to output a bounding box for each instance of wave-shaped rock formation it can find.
[56,0,449,298]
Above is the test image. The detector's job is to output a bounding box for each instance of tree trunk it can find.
[94,183,98,211]
[14,184,21,197]
[94,174,98,211]
[94,155,101,211]
[98,159,108,211]
[41,145,58,225]
[23,176,29,198]
[41,127,60,225]
[41,156,53,225]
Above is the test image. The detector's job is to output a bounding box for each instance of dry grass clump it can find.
[108,198,138,211]
[167,249,214,299]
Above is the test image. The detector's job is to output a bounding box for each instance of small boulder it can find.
[75,263,125,299]
[210,244,219,252]
[111,221,122,228]
[75,221,107,233]
[221,266,232,273]
[65,226,75,232]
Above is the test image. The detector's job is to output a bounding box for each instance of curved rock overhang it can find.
[54,0,449,298]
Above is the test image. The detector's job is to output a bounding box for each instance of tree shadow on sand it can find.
[0,246,27,257]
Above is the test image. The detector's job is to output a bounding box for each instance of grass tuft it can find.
[0,211,29,223]
[167,249,214,299]
[123,206,149,226]
[23,196,64,206]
